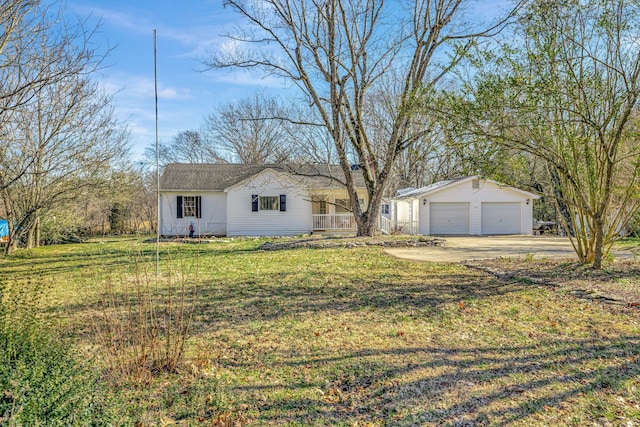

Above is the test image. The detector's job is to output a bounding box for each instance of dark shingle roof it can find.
[160,163,365,191]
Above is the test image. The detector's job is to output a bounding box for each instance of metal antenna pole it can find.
[154,30,160,278]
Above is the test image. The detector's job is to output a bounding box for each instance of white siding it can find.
[226,169,313,236]
[392,199,419,233]
[418,179,535,235]
[396,200,412,224]
[160,192,227,236]
[412,199,419,231]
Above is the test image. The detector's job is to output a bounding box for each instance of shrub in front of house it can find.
[0,280,119,426]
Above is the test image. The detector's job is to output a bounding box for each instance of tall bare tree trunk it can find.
[34,215,40,248]
[211,0,516,236]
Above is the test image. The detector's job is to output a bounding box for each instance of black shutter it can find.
[177,196,183,219]
[196,196,202,218]
[251,195,259,212]
[280,194,286,212]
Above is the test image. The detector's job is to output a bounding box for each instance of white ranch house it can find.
[384,176,540,235]
[159,163,368,237]
[160,164,539,237]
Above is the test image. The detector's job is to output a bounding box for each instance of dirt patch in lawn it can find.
[467,258,640,307]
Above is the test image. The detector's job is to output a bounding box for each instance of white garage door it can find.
[430,202,469,235]
[481,202,521,235]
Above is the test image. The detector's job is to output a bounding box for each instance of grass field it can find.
[1,236,639,426]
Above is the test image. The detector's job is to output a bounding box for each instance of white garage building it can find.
[392,176,540,236]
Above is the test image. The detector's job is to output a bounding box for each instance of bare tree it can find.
[202,94,293,164]
[208,0,517,235]
[463,0,640,268]
[146,93,340,169]
[0,1,51,111]
[366,83,467,190]
[168,130,217,163]
[146,95,297,168]
[0,2,128,252]
[3,76,129,251]
[144,130,218,168]
[279,104,338,164]
[0,1,108,192]
[0,1,124,252]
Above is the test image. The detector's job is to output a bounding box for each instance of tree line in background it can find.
[1,0,639,268]
[0,0,149,254]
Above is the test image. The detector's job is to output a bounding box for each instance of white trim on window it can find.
[259,196,279,211]
[183,196,197,217]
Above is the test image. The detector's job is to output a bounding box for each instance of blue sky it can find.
[68,0,288,160]
[67,0,509,161]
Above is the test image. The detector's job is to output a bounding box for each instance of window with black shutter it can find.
[176,196,183,218]
[251,195,259,212]
[279,195,286,212]
[177,195,201,218]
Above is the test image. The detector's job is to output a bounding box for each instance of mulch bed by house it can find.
[259,236,446,250]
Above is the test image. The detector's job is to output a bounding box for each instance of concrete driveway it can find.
[384,235,637,263]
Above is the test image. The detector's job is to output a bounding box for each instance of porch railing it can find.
[312,214,419,234]
[396,220,420,235]
[379,216,392,234]
[312,214,356,231]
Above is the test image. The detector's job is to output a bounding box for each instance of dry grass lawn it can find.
[1,237,639,426]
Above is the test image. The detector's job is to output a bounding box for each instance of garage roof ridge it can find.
[395,176,540,199]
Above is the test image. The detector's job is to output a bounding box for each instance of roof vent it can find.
[472,178,480,189]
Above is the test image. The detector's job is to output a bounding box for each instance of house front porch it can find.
[312,214,419,234]
[312,214,356,232]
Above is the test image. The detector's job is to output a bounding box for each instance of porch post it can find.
[410,200,414,235]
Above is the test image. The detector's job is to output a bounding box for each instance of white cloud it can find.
[71,3,153,32]
[70,2,233,60]
[102,74,192,101]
